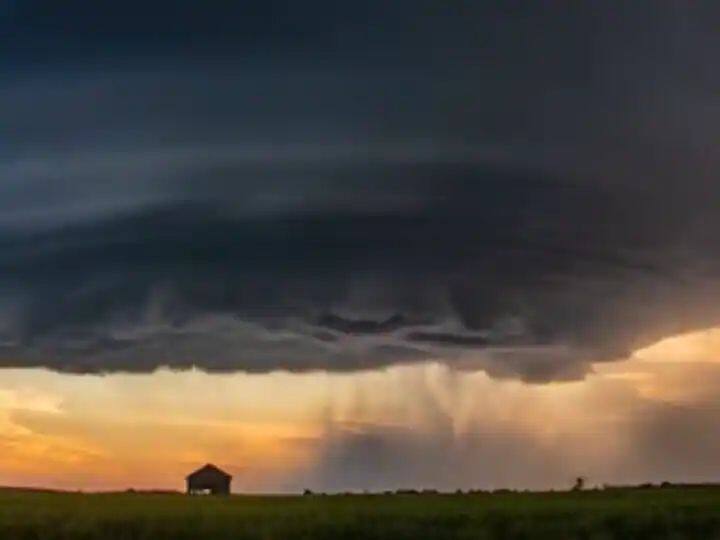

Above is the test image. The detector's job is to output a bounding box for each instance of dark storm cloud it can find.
[406,332,489,347]
[317,314,409,336]
[2,2,720,378]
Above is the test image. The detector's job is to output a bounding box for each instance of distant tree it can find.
[572,477,585,491]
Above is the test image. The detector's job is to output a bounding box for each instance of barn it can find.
[186,464,232,495]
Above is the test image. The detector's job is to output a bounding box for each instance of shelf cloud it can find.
[3,1,720,379]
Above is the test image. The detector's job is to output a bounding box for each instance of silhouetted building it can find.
[186,464,232,495]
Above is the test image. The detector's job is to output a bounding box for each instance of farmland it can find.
[1,486,720,539]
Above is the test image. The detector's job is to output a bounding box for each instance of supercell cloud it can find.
[2,1,720,379]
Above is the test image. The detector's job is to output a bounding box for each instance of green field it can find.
[2,487,720,539]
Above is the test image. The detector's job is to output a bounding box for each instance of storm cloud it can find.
[2,2,720,379]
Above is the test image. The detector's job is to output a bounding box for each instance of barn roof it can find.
[186,463,232,480]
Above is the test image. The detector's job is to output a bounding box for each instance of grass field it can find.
[1,487,720,539]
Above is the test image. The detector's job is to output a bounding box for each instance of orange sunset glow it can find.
[2,328,720,493]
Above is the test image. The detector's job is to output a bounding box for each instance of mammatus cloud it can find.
[2,2,720,379]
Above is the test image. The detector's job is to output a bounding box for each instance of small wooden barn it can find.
[186,463,232,495]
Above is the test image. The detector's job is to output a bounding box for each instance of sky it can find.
[2,1,720,492]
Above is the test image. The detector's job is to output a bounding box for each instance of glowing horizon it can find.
[1,328,720,493]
